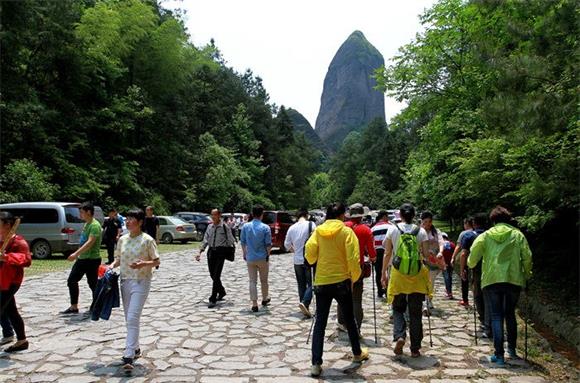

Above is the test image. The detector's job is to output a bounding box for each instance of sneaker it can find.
[122,357,134,370]
[411,350,421,358]
[299,302,312,318]
[261,298,271,306]
[251,306,259,313]
[507,348,518,359]
[208,301,216,309]
[0,336,15,345]
[352,347,369,363]
[60,307,79,315]
[217,292,227,301]
[134,349,141,360]
[490,355,505,366]
[422,307,431,317]
[458,300,469,307]
[393,337,405,355]
[336,323,347,332]
[311,364,322,377]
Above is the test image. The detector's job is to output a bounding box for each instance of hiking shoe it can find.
[458,300,469,307]
[411,350,421,358]
[299,302,312,318]
[208,301,216,309]
[352,347,369,363]
[490,355,505,366]
[4,340,28,353]
[336,323,347,332]
[217,292,227,301]
[122,357,134,370]
[311,364,322,377]
[508,349,518,359]
[394,337,405,355]
[261,298,271,306]
[134,349,141,360]
[422,307,431,317]
[0,336,15,345]
[60,307,79,315]
[251,306,259,313]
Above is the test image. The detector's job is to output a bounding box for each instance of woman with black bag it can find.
[196,208,236,308]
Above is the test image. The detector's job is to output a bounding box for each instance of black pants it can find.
[337,275,364,331]
[208,249,226,302]
[104,239,116,264]
[312,280,361,365]
[0,285,25,341]
[67,258,101,305]
[392,293,424,352]
[472,268,491,332]
[374,249,386,297]
[461,266,470,302]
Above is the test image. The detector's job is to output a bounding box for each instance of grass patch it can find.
[25,242,199,277]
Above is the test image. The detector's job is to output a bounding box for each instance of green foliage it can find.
[374,0,579,231]
[309,173,339,208]
[1,0,320,213]
[0,159,59,203]
[347,171,388,209]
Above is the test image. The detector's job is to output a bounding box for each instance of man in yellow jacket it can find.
[305,203,369,377]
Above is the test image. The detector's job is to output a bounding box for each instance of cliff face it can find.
[315,31,385,150]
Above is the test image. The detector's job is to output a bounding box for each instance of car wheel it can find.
[32,240,52,259]
[161,233,173,244]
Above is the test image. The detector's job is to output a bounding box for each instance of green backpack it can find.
[392,224,422,276]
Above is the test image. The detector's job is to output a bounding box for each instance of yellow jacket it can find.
[387,265,433,304]
[305,220,361,286]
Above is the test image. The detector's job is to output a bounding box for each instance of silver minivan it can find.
[0,202,103,259]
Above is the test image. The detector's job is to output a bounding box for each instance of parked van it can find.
[262,210,295,252]
[0,202,103,259]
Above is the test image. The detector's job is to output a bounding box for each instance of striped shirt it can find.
[371,221,391,249]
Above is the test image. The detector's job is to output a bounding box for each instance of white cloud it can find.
[163,0,435,126]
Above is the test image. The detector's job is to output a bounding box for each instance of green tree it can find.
[0,159,59,203]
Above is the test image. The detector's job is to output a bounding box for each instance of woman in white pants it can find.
[420,211,445,313]
[109,208,160,370]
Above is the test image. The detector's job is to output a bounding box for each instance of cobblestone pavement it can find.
[0,248,558,382]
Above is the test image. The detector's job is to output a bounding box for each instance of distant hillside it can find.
[315,30,386,150]
[287,108,330,155]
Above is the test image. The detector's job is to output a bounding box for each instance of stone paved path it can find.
[0,248,557,382]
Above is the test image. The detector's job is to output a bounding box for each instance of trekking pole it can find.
[371,264,378,344]
[473,305,478,346]
[524,316,528,362]
[306,265,316,345]
[426,297,433,347]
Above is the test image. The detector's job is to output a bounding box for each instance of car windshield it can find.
[262,212,275,224]
[278,213,294,224]
[170,217,188,225]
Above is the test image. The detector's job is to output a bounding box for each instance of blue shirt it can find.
[240,219,272,262]
[460,229,485,252]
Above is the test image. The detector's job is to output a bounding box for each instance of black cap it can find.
[400,203,415,215]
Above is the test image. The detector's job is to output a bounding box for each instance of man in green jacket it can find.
[468,206,532,366]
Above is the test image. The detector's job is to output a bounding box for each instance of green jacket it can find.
[467,223,532,289]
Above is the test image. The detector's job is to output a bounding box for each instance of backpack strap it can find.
[302,221,314,263]
[410,225,421,236]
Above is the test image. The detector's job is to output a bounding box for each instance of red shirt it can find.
[0,235,32,290]
[345,220,377,264]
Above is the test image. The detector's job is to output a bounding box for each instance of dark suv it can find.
[174,212,212,238]
[262,211,295,251]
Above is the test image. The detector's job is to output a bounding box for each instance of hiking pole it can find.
[473,305,478,346]
[371,264,378,344]
[306,265,315,345]
[524,316,528,362]
[426,297,433,347]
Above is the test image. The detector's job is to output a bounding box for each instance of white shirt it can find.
[115,233,160,280]
[284,219,316,265]
[383,223,428,257]
[371,222,391,250]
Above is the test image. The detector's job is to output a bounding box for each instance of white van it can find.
[0,202,104,259]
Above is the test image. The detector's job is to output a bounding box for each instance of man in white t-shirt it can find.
[284,208,316,318]
[381,203,432,358]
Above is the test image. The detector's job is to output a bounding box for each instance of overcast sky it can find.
[163,0,436,127]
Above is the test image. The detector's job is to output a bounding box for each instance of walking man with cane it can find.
[381,203,432,357]
[305,203,369,377]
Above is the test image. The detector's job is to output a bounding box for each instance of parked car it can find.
[158,216,198,244]
[262,210,295,251]
[387,209,402,223]
[0,202,102,259]
[174,212,212,238]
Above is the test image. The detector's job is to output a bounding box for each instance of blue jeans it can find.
[294,264,313,307]
[443,265,453,295]
[312,280,361,365]
[483,283,521,357]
